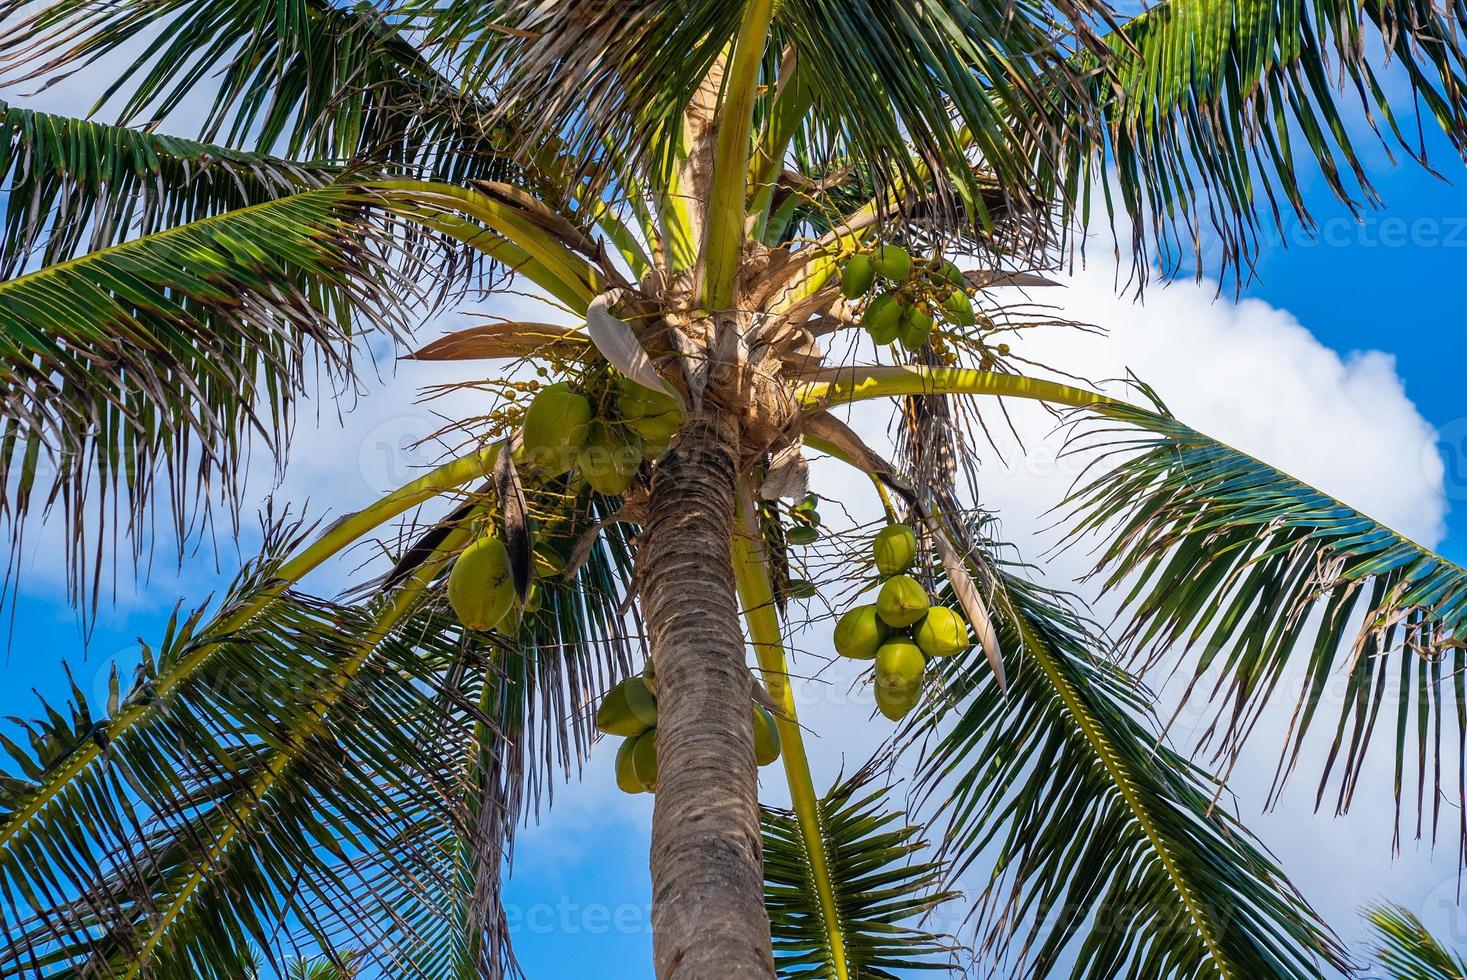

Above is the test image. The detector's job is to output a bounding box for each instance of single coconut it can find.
[934,258,966,287]
[872,524,918,576]
[871,244,912,280]
[833,604,889,660]
[840,253,876,298]
[875,639,926,694]
[521,383,591,476]
[786,525,821,546]
[615,735,646,794]
[863,291,903,344]
[447,537,516,632]
[875,681,922,721]
[631,730,659,792]
[896,304,934,351]
[753,706,782,767]
[942,288,976,326]
[579,422,643,495]
[876,575,930,628]
[596,676,659,736]
[914,606,971,658]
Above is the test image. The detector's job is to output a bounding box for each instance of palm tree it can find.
[1,0,1467,976]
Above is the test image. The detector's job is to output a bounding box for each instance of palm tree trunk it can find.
[639,408,775,979]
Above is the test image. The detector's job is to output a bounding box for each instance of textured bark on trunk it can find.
[640,408,774,979]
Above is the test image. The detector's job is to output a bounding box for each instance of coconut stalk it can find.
[731,489,850,980]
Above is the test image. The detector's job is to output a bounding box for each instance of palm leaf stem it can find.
[796,366,1113,413]
[749,59,813,241]
[731,488,848,980]
[699,0,776,310]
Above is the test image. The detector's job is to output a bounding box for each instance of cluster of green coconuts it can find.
[596,664,783,795]
[445,373,684,636]
[833,524,973,720]
[840,246,977,351]
[516,375,684,495]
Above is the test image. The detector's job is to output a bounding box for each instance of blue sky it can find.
[7,50,1467,980]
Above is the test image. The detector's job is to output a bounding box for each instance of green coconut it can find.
[896,304,934,351]
[448,537,516,632]
[915,606,971,658]
[934,258,966,287]
[875,681,922,721]
[521,383,592,476]
[942,288,976,326]
[833,604,889,660]
[840,253,877,299]
[871,245,912,281]
[623,409,683,446]
[863,292,903,345]
[785,579,818,600]
[596,676,659,736]
[876,575,930,628]
[617,381,684,450]
[872,524,918,576]
[786,525,820,546]
[875,639,927,694]
[579,422,643,495]
[631,730,659,791]
[753,706,782,767]
[615,379,680,417]
[615,736,646,794]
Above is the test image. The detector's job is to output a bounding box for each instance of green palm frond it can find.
[765,0,1103,233]
[0,520,479,977]
[0,185,425,597]
[284,952,360,980]
[911,522,1349,977]
[0,0,520,184]
[0,483,641,977]
[1075,0,1467,278]
[763,766,960,979]
[0,100,336,271]
[1366,902,1467,979]
[1066,399,1467,838]
[318,488,642,980]
[446,0,1107,233]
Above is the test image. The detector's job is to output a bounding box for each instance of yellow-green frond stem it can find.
[796,365,1115,412]
[699,0,777,310]
[121,520,477,978]
[732,490,849,980]
[0,441,503,855]
[869,475,900,525]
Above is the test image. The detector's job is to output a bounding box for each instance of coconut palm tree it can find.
[1,0,1467,977]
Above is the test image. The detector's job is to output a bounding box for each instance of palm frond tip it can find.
[1067,400,1467,836]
